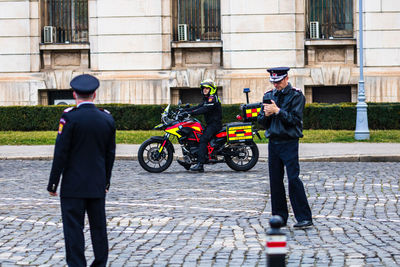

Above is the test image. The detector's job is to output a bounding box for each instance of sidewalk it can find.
[1,143,400,161]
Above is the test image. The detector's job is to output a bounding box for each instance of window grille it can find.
[173,0,221,41]
[306,0,353,39]
[42,0,88,43]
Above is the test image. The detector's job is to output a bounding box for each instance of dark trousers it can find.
[61,197,108,267]
[268,140,312,223]
[198,124,220,163]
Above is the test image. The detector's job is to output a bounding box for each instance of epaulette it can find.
[291,87,303,92]
[264,89,273,94]
[99,108,111,114]
[63,107,76,113]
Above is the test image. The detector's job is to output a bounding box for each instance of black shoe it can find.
[190,163,204,172]
[177,159,191,170]
[293,220,313,229]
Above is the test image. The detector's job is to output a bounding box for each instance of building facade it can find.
[0,0,399,106]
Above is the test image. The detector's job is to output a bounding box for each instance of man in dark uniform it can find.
[47,74,116,266]
[178,79,222,172]
[257,67,313,229]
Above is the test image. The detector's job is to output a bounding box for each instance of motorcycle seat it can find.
[217,126,226,133]
[215,126,227,138]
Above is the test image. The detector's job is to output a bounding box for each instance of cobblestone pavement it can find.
[1,160,400,266]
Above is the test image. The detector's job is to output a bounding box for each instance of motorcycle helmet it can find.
[200,79,217,97]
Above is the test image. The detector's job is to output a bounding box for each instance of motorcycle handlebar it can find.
[162,107,191,123]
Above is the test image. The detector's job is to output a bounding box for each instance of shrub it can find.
[0,103,398,131]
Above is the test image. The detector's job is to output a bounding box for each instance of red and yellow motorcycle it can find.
[138,105,260,173]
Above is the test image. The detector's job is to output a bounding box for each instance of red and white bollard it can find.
[266,215,287,267]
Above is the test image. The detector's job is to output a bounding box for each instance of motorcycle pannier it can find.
[241,103,262,122]
[226,122,253,143]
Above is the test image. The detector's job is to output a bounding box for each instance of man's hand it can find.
[263,100,280,116]
[49,191,58,197]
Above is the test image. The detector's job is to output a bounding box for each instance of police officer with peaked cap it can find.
[47,74,116,266]
[257,67,313,229]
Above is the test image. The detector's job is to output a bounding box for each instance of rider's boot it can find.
[190,162,204,172]
[177,159,191,170]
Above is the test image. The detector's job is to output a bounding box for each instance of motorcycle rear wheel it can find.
[138,139,174,173]
[225,142,259,171]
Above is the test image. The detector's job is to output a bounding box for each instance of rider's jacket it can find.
[187,95,222,127]
[257,83,305,142]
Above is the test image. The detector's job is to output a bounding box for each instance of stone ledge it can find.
[305,39,356,46]
[171,41,223,49]
[39,43,90,51]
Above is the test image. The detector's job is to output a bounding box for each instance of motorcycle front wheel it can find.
[138,138,174,173]
[224,141,259,171]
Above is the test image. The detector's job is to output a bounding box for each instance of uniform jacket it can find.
[47,103,116,198]
[187,95,222,127]
[257,83,305,141]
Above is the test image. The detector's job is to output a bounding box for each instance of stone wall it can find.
[222,0,299,69]
[0,0,40,73]
[0,0,399,106]
[89,0,170,71]
[364,0,400,67]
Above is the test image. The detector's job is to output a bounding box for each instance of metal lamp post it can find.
[355,0,370,140]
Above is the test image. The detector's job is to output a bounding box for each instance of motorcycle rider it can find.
[178,79,222,172]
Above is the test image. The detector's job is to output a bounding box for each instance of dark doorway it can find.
[48,90,74,105]
[180,88,203,104]
[312,86,351,103]
[179,87,223,105]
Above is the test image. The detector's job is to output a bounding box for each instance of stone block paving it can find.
[0,160,399,266]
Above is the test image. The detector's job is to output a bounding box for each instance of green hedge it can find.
[0,103,399,131]
[303,102,400,130]
[303,103,356,129]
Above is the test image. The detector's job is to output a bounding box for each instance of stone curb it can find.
[299,155,400,162]
[1,155,400,162]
